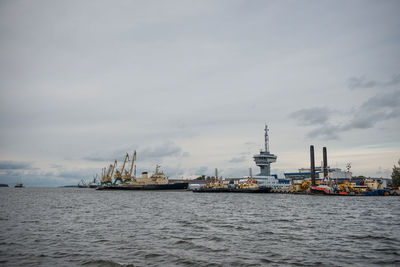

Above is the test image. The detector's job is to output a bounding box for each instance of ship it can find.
[97,151,188,191]
[193,177,271,193]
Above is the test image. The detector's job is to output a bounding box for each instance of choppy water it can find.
[0,188,399,266]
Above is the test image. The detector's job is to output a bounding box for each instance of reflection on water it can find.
[0,188,399,266]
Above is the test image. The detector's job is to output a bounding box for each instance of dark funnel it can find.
[323,147,328,178]
[310,145,316,186]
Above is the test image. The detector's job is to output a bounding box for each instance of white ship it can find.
[252,125,290,189]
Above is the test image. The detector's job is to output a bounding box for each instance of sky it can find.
[0,0,399,186]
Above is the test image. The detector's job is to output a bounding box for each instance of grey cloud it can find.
[228,156,246,163]
[139,141,182,161]
[386,74,400,87]
[289,107,333,126]
[360,88,400,109]
[343,89,400,130]
[306,124,340,140]
[83,154,116,162]
[303,89,400,139]
[347,74,400,90]
[0,161,32,170]
[83,148,136,162]
[347,77,378,90]
[84,141,184,163]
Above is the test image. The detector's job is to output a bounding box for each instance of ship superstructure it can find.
[253,125,290,189]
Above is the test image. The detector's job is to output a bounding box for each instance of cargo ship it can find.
[97,151,188,191]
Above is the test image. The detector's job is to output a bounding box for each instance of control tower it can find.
[253,125,277,176]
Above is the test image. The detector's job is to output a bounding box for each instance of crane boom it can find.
[110,160,117,180]
[106,164,113,178]
[120,153,129,178]
[129,150,137,178]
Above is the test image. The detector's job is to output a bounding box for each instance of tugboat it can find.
[14,183,24,188]
[193,177,271,193]
[193,168,271,193]
[310,185,334,195]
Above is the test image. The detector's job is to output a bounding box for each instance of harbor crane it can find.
[126,150,137,181]
[114,153,129,184]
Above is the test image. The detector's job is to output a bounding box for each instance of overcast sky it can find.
[1,0,399,186]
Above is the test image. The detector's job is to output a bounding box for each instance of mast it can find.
[265,124,270,153]
[253,124,277,176]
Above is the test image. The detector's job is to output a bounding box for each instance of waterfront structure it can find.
[284,167,352,182]
[253,125,290,189]
[253,125,277,176]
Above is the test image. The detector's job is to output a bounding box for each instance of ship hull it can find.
[192,187,272,193]
[96,182,189,191]
[310,186,333,195]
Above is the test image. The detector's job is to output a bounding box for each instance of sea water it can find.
[0,188,399,266]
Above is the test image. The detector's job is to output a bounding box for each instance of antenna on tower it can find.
[265,124,270,153]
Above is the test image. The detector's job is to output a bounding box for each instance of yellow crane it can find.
[101,161,116,185]
[114,153,129,184]
[126,150,137,181]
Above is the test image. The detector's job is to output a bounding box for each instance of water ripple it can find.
[0,188,399,266]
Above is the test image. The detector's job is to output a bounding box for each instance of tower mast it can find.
[253,124,277,176]
[265,124,270,153]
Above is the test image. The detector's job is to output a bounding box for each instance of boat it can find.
[193,179,271,193]
[97,162,188,191]
[310,185,334,195]
[14,183,24,188]
[0,184,9,187]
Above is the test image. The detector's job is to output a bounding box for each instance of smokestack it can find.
[310,145,316,186]
[215,168,218,180]
[249,168,252,178]
[323,147,328,179]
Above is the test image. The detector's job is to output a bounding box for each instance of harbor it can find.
[87,125,399,196]
[1,1,399,266]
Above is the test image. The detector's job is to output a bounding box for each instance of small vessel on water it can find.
[97,151,188,191]
[14,183,24,188]
[193,177,271,193]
